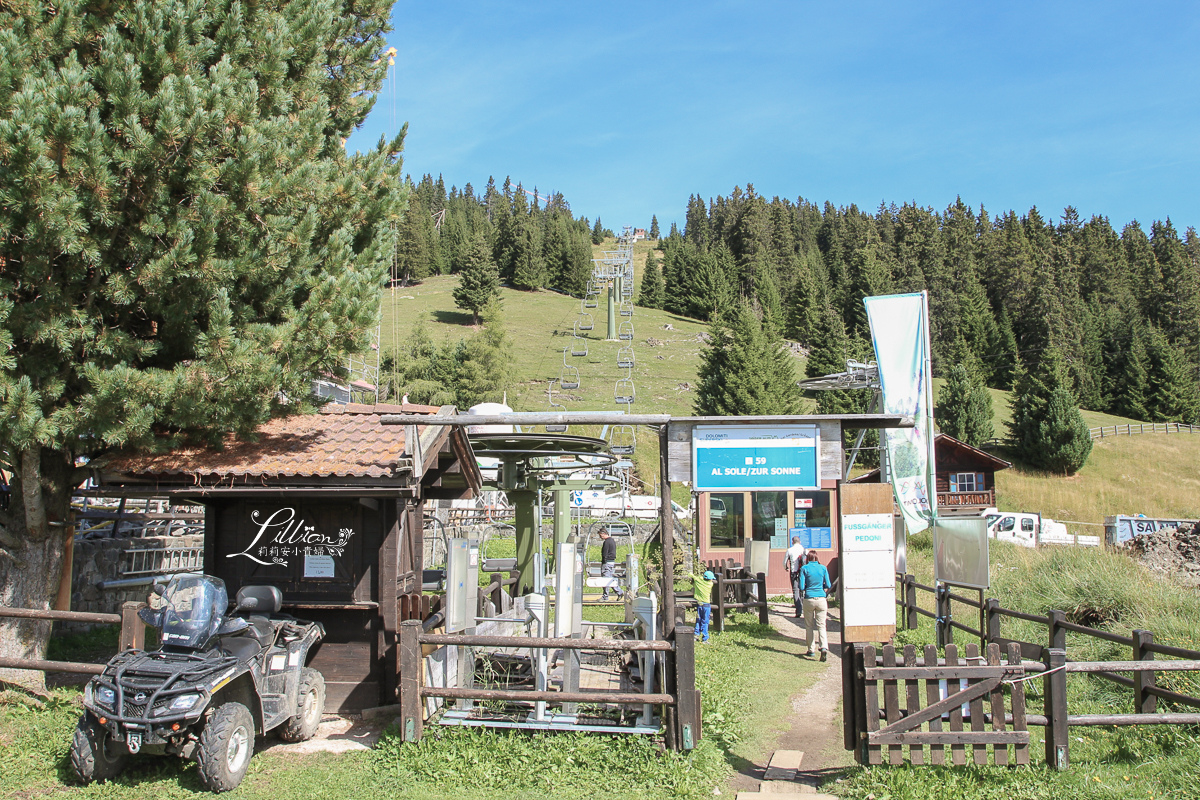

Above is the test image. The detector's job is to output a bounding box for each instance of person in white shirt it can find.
[783,536,805,618]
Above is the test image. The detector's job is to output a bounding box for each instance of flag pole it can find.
[922,290,938,525]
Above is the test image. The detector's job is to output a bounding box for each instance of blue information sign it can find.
[693,425,819,491]
[789,527,832,549]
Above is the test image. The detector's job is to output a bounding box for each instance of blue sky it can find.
[347,1,1200,233]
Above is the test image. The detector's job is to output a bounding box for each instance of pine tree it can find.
[0,0,403,681]
[1007,353,1092,474]
[591,217,605,245]
[452,233,501,324]
[694,303,801,415]
[636,250,665,309]
[455,302,514,406]
[649,215,660,240]
[936,361,994,448]
[1144,327,1200,423]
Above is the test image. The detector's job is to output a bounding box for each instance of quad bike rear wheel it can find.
[197,702,255,792]
[70,713,127,784]
[279,667,325,742]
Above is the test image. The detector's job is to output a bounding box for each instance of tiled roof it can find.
[100,403,443,482]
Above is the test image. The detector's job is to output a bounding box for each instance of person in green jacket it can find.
[691,565,715,643]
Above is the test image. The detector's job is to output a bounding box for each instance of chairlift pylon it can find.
[559,348,580,390]
[616,345,634,369]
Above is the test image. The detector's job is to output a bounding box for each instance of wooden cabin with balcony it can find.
[851,433,1010,516]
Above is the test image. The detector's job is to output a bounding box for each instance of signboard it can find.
[303,555,336,578]
[934,518,989,589]
[692,424,819,492]
[770,518,789,548]
[789,527,832,549]
[840,512,896,632]
[1109,515,1197,546]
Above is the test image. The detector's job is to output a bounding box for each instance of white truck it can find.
[983,510,1099,548]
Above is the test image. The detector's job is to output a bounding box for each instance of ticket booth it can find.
[666,416,882,597]
[98,403,481,713]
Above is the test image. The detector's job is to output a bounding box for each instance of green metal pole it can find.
[510,489,537,595]
[607,280,618,340]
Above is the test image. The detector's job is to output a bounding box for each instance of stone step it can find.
[735,793,837,800]
[762,749,804,780]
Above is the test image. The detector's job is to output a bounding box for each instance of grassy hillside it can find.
[380,247,1200,522]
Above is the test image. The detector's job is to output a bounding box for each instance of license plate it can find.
[127,732,142,754]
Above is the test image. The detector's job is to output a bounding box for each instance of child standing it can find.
[691,565,716,643]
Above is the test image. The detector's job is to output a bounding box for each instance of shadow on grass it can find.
[432,309,476,326]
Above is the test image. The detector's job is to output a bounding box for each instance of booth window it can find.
[751,492,789,541]
[708,493,745,549]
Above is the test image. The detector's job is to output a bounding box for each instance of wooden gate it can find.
[848,642,1030,766]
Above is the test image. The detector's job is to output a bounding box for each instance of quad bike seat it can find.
[235,585,284,642]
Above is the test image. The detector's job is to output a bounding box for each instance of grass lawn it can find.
[0,612,819,800]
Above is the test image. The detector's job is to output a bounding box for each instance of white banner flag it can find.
[864,292,936,534]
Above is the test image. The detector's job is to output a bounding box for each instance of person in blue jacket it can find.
[799,550,831,661]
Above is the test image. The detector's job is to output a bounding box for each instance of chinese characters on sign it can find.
[227,507,356,568]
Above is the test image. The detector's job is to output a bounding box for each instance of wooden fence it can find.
[0,603,147,675]
[847,642,1030,766]
[675,559,768,630]
[891,574,1200,769]
[1089,422,1197,439]
[397,621,700,751]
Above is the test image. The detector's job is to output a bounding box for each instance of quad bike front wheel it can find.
[279,667,325,742]
[197,702,255,792]
[70,713,127,784]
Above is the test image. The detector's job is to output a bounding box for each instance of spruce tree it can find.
[0,0,403,681]
[936,361,994,448]
[694,302,801,415]
[591,217,605,245]
[650,215,660,240]
[452,233,501,324]
[1144,327,1200,423]
[636,250,665,309]
[1007,353,1092,474]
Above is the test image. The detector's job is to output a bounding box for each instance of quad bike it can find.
[71,574,326,792]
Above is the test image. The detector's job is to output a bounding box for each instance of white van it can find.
[984,511,1097,547]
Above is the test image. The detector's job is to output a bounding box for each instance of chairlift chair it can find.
[616,345,635,369]
[610,424,635,456]
[571,321,589,356]
[578,310,594,331]
[559,348,580,389]
[618,320,634,341]
[614,377,636,405]
[545,380,567,433]
[620,300,634,317]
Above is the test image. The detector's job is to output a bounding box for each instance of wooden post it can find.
[659,427,675,628]
[904,574,918,631]
[673,623,698,750]
[713,573,725,633]
[398,620,423,743]
[924,643,944,765]
[936,583,952,647]
[1047,609,1067,652]
[663,626,678,752]
[1045,647,1068,770]
[756,572,768,625]
[119,602,146,651]
[1008,642,1029,765]
[1132,629,1157,714]
[984,598,1001,645]
[842,641,859,753]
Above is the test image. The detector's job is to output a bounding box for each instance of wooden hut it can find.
[97,403,481,713]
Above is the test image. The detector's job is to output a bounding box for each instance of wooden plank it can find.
[863,645,882,765]
[873,677,1000,735]
[966,643,987,765]
[844,625,899,643]
[882,645,903,764]
[864,665,1015,680]
[818,420,842,480]
[925,644,944,765]
[870,731,1030,746]
[674,623,699,751]
[398,621,423,741]
[1007,643,1029,765]
[987,643,1008,766]
[946,644,965,765]
[904,645,923,765]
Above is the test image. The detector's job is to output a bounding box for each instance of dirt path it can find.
[727,604,853,793]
